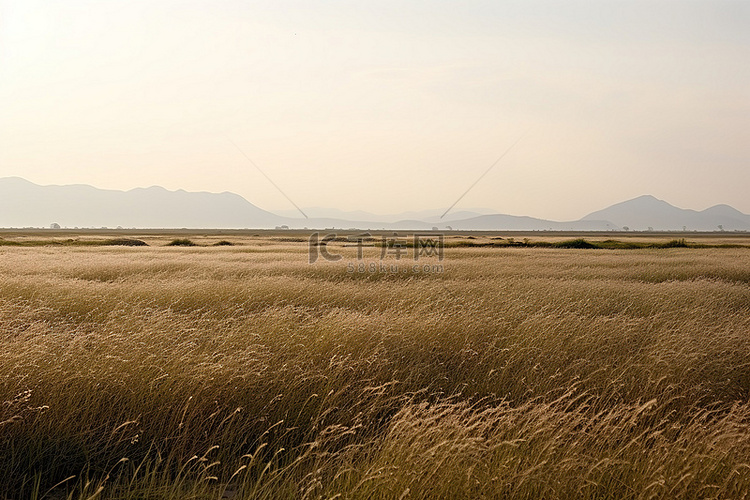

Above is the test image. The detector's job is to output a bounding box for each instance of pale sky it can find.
[1,0,748,220]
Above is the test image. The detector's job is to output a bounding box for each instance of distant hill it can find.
[0,177,285,228]
[1,178,747,231]
[581,195,750,231]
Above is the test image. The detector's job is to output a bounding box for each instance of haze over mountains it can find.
[1,177,748,232]
[272,207,501,223]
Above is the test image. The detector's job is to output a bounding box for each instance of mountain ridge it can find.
[0,177,285,229]
[1,178,748,231]
[582,194,750,231]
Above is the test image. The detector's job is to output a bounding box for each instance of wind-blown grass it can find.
[0,242,749,498]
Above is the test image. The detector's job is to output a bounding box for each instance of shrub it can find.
[103,238,148,247]
[552,238,599,249]
[166,238,196,247]
[659,238,689,248]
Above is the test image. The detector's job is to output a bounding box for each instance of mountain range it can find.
[1,177,748,231]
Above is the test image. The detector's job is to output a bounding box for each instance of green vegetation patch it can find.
[551,238,600,249]
[446,237,747,250]
[102,238,148,246]
[166,238,197,247]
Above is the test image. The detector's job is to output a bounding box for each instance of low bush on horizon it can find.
[102,238,148,247]
[166,238,196,247]
[447,236,739,250]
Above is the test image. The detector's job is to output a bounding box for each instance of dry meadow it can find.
[1,232,749,499]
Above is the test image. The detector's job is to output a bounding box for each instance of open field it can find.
[1,232,750,499]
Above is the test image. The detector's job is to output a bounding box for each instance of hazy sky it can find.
[1,0,748,220]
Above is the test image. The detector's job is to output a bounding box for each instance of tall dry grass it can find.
[0,242,749,498]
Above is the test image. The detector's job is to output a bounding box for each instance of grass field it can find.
[1,232,750,499]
